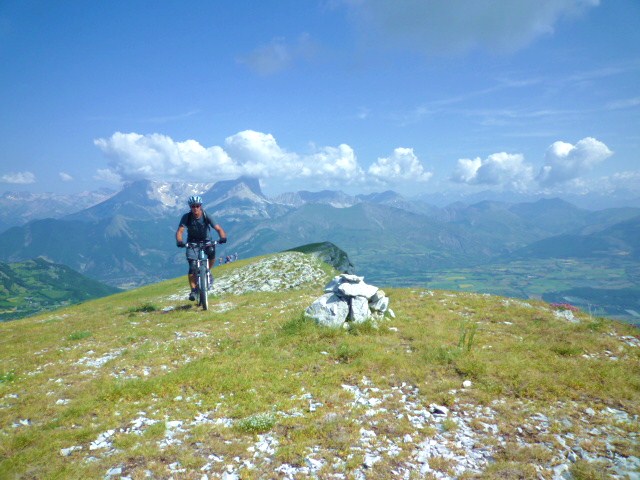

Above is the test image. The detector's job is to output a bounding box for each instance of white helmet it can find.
[187,195,203,206]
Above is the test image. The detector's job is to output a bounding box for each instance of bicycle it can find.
[184,240,217,310]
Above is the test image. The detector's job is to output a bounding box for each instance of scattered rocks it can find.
[75,349,124,370]
[211,252,327,296]
[52,376,639,479]
[305,274,394,328]
[89,429,115,451]
[59,445,82,457]
[166,251,328,302]
[12,418,31,428]
[553,308,579,323]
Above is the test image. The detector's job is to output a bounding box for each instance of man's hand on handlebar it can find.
[176,240,186,248]
[219,237,227,244]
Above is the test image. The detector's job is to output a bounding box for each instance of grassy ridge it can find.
[0,254,638,478]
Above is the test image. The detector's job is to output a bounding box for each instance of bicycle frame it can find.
[186,241,216,310]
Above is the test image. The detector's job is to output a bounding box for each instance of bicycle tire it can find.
[199,265,208,310]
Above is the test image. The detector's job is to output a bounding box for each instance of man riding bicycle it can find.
[176,195,227,301]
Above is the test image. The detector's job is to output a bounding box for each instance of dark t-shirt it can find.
[178,211,214,242]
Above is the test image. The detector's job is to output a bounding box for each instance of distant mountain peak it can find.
[356,190,403,203]
[206,176,264,198]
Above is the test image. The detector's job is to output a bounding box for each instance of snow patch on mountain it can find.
[147,182,212,209]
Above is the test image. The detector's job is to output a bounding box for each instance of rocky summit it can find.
[0,248,638,479]
[305,274,395,328]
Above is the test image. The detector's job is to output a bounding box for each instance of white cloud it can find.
[59,172,73,182]
[451,158,483,184]
[238,33,318,75]
[95,130,368,190]
[308,144,364,184]
[223,130,300,177]
[94,132,237,183]
[537,137,613,186]
[368,147,432,183]
[607,171,640,191]
[94,168,123,185]
[451,152,534,190]
[1,171,36,184]
[343,0,600,54]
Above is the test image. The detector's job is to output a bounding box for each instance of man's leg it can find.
[187,259,198,301]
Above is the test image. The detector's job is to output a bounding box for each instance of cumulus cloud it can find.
[1,171,36,184]
[368,147,432,183]
[223,130,300,177]
[450,137,614,192]
[309,144,365,184]
[94,132,237,183]
[537,137,613,186]
[94,130,367,190]
[59,172,73,182]
[343,0,600,54]
[238,33,318,75]
[94,168,123,185]
[451,152,534,190]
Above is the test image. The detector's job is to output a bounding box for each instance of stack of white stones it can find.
[305,274,394,328]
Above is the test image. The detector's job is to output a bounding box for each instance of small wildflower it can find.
[551,303,580,313]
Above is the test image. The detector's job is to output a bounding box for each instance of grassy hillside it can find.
[0,258,120,321]
[0,252,638,479]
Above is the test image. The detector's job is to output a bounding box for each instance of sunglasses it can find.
[190,204,202,209]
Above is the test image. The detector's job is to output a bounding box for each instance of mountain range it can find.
[0,188,115,231]
[0,177,639,323]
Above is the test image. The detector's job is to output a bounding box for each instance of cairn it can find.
[305,274,394,328]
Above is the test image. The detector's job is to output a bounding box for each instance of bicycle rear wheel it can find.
[198,266,208,310]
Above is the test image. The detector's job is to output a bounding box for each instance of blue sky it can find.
[1,0,639,198]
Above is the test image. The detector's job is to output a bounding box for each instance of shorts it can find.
[186,243,216,274]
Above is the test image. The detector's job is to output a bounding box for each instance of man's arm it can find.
[176,225,186,246]
[213,224,227,242]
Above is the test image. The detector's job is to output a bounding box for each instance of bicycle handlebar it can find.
[182,240,219,248]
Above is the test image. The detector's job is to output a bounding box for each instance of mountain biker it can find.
[176,195,227,301]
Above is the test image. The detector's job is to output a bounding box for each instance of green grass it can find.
[0,258,120,321]
[0,253,638,478]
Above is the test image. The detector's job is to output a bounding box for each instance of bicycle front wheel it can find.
[199,267,208,310]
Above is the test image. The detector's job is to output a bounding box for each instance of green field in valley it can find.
[360,257,640,326]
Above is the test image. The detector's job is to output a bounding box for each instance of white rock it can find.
[305,293,350,327]
[350,296,371,323]
[369,296,389,313]
[339,274,364,283]
[306,457,325,472]
[105,467,123,477]
[324,277,343,292]
[60,445,82,456]
[338,281,378,300]
[429,404,449,416]
[363,453,381,468]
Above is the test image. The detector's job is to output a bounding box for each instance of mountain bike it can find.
[185,240,217,310]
